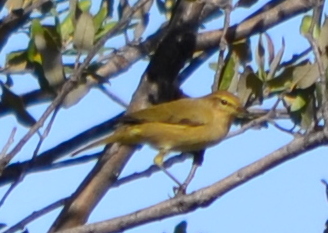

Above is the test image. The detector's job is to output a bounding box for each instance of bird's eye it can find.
[220,99,228,105]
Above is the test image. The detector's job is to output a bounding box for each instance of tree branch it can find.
[56,130,328,233]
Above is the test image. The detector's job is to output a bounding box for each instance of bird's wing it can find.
[121,98,212,126]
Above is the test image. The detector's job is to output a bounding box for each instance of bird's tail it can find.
[71,134,117,156]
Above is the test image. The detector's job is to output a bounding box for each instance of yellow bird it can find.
[72,90,244,185]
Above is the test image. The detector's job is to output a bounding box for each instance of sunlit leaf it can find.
[284,88,315,129]
[237,66,262,106]
[218,51,238,91]
[69,0,79,26]
[94,0,110,33]
[63,84,91,108]
[32,20,65,87]
[94,21,125,41]
[264,66,294,95]
[60,13,74,44]
[5,50,30,72]
[79,0,91,12]
[283,93,306,112]
[255,34,265,81]
[267,38,285,80]
[318,15,328,67]
[73,11,95,51]
[300,15,320,38]
[264,33,274,64]
[292,63,319,89]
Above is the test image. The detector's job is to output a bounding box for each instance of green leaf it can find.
[5,50,30,72]
[79,0,91,12]
[292,63,319,89]
[284,88,315,129]
[255,34,265,81]
[218,51,238,91]
[285,94,306,112]
[237,66,263,106]
[60,12,74,44]
[318,15,328,67]
[264,64,298,95]
[70,0,91,24]
[267,38,285,81]
[32,20,65,87]
[231,39,252,66]
[94,21,118,41]
[264,32,274,64]
[63,83,91,108]
[300,15,320,38]
[73,11,95,51]
[94,0,109,33]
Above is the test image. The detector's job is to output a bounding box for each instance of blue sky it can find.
[0,1,328,233]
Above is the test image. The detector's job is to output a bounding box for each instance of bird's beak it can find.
[236,107,248,118]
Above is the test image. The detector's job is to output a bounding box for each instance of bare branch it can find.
[56,130,328,233]
[196,0,317,50]
[3,197,68,233]
[33,107,60,158]
[0,128,16,158]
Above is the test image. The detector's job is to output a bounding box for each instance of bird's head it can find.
[209,90,245,117]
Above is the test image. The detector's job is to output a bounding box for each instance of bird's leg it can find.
[154,150,182,187]
[176,150,205,195]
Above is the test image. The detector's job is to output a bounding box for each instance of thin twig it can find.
[268,119,298,136]
[3,197,68,233]
[113,153,190,188]
[0,128,16,158]
[321,179,328,202]
[226,114,269,139]
[98,85,129,108]
[33,106,60,158]
[226,98,281,139]
[0,171,24,207]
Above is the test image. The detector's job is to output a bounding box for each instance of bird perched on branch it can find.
[72,90,244,189]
